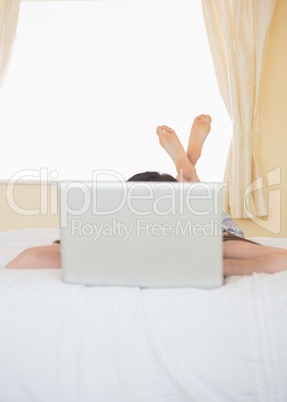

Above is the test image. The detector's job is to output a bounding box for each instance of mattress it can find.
[0,229,287,401]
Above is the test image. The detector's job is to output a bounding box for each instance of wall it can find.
[0,183,59,231]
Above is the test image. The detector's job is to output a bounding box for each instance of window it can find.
[0,0,232,182]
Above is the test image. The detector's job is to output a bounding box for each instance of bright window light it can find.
[0,0,232,182]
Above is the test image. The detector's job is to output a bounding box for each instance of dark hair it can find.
[127,171,177,182]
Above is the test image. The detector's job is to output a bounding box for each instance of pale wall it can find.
[0,183,59,231]
[1,0,287,235]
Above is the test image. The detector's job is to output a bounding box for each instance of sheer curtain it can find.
[0,0,21,89]
[202,0,277,218]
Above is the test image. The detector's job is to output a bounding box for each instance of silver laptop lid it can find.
[59,181,223,288]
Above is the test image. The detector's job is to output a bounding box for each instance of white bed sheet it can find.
[0,229,287,401]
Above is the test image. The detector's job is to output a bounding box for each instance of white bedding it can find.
[0,229,287,401]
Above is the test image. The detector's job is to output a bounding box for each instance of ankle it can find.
[187,147,201,166]
[175,156,196,182]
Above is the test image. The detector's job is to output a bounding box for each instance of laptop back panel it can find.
[60,181,223,288]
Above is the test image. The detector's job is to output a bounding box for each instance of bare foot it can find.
[156,125,199,182]
[187,114,212,165]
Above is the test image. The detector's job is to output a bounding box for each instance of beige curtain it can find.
[202,0,277,218]
[0,0,21,90]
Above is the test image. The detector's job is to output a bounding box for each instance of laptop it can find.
[59,181,223,288]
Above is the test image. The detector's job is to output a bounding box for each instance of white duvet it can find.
[0,229,287,402]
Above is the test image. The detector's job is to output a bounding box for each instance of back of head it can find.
[127,171,177,182]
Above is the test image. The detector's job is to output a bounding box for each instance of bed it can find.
[0,229,287,402]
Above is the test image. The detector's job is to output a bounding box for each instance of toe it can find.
[156,126,163,136]
[195,114,211,122]
[162,125,174,133]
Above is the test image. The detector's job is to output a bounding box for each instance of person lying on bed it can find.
[6,114,287,275]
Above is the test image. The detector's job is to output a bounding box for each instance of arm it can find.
[5,244,61,269]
